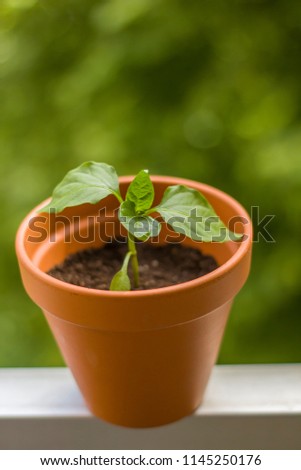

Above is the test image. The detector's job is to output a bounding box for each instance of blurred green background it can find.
[1,0,300,366]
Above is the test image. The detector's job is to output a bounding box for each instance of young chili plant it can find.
[40,162,241,291]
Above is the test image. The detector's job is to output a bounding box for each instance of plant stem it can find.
[127,234,139,288]
[113,191,123,204]
[122,251,133,272]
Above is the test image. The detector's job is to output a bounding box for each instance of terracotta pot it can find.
[16,176,252,428]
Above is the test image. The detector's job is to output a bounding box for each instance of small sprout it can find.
[110,251,133,291]
[40,161,242,291]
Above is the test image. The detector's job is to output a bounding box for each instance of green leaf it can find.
[126,169,154,214]
[110,270,131,291]
[155,185,242,242]
[119,200,161,241]
[110,250,132,291]
[40,161,121,213]
[119,199,136,217]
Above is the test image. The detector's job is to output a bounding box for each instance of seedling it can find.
[41,162,241,291]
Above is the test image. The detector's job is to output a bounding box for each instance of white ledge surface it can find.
[1,364,300,417]
[0,365,300,450]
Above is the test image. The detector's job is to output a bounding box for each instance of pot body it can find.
[16,176,252,427]
[44,301,231,427]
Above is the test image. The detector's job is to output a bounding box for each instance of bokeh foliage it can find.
[1,0,300,366]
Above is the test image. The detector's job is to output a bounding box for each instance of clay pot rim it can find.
[16,175,252,298]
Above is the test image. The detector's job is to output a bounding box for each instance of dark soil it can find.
[47,241,219,291]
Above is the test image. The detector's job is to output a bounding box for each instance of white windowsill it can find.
[0,365,300,450]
